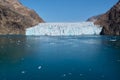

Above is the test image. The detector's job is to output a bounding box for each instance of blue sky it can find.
[20,0,118,22]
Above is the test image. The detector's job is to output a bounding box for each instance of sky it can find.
[20,0,118,22]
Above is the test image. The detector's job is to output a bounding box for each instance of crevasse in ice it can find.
[26,22,102,36]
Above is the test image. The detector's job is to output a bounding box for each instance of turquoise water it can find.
[0,35,120,80]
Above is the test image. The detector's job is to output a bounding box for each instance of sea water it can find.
[0,35,120,80]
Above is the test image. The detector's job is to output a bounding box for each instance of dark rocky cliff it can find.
[93,1,120,35]
[87,14,103,22]
[0,0,44,35]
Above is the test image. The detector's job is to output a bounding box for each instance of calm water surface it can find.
[0,35,120,80]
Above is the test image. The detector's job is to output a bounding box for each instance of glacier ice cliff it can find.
[26,22,102,36]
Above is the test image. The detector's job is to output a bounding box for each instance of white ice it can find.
[26,22,102,36]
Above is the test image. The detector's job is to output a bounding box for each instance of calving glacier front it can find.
[26,22,102,36]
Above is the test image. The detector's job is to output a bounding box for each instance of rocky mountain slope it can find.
[91,1,120,35]
[87,14,103,22]
[0,0,44,35]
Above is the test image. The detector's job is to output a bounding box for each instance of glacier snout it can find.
[26,22,102,36]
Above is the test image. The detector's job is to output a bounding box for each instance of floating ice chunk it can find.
[21,71,26,74]
[26,44,31,48]
[110,39,117,42]
[68,73,72,75]
[49,42,56,45]
[26,22,102,36]
[80,74,83,76]
[61,74,66,77]
[38,66,42,69]
[17,40,21,43]
[63,74,66,77]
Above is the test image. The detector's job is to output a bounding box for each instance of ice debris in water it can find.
[68,73,72,75]
[80,74,83,77]
[26,44,31,47]
[38,66,42,69]
[21,71,26,74]
[62,74,66,77]
[110,39,117,42]
[18,40,21,43]
[63,74,66,77]
[26,22,102,36]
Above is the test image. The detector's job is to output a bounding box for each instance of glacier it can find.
[26,22,102,36]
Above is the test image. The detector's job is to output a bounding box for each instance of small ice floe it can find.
[110,39,117,42]
[62,74,66,77]
[21,71,26,74]
[68,73,72,75]
[49,42,56,45]
[16,40,21,45]
[18,40,21,43]
[26,44,31,48]
[80,74,83,77]
[38,66,42,70]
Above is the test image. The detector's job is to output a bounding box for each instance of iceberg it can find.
[26,22,102,36]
